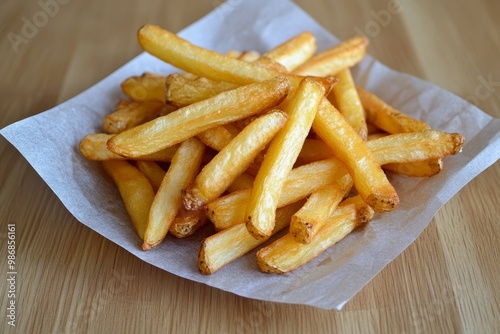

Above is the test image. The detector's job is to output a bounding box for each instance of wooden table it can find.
[1,0,499,333]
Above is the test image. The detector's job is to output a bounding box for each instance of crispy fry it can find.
[169,207,208,238]
[357,86,430,133]
[198,201,304,275]
[165,73,238,107]
[197,124,240,151]
[79,133,178,161]
[143,138,205,250]
[313,98,399,212]
[264,31,316,72]
[138,24,279,85]
[290,174,353,244]
[293,36,368,76]
[245,79,326,239]
[107,76,290,158]
[121,72,167,103]
[102,160,155,240]
[331,68,367,140]
[207,158,348,230]
[183,110,288,210]
[257,195,374,273]
[103,100,164,134]
[383,159,444,177]
[135,161,166,192]
[226,172,254,192]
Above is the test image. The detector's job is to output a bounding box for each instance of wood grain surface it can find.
[1,0,499,333]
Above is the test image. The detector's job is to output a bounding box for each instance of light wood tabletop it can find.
[1,0,499,333]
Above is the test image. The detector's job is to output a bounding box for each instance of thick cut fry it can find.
[290,174,354,244]
[107,76,290,158]
[226,172,254,192]
[136,161,166,192]
[313,98,399,212]
[331,68,367,140]
[382,159,444,177]
[102,160,155,240]
[121,72,167,102]
[293,36,369,76]
[165,73,238,107]
[103,100,165,134]
[208,158,348,230]
[357,86,430,133]
[79,133,178,162]
[257,195,374,273]
[169,207,208,238]
[263,31,316,72]
[366,130,464,165]
[246,79,326,239]
[199,201,304,275]
[183,110,288,210]
[143,138,205,250]
[138,24,279,85]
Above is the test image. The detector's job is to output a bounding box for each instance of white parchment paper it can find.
[2,0,499,310]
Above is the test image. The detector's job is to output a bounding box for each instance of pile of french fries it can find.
[79,25,464,274]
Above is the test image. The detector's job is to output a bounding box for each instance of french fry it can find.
[138,24,279,85]
[293,36,369,76]
[245,78,326,239]
[356,86,430,133]
[366,130,464,165]
[107,76,290,158]
[121,72,167,103]
[143,138,205,250]
[208,158,348,230]
[290,174,353,244]
[102,160,155,240]
[263,31,316,72]
[331,68,367,140]
[79,133,178,162]
[135,161,166,192]
[257,195,374,273]
[103,100,165,134]
[313,98,399,212]
[383,159,444,177]
[165,73,238,107]
[169,207,208,238]
[183,110,288,210]
[198,201,304,275]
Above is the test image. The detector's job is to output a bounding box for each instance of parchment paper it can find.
[2,0,499,310]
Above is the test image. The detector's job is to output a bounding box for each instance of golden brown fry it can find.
[263,31,317,72]
[135,161,166,192]
[107,76,290,158]
[79,133,178,162]
[183,110,288,210]
[121,72,166,103]
[293,36,369,76]
[366,130,464,165]
[246,79,326,240]
[331,68,367,140]
[257,195,374,273]
[290,174,353,244]
[169,207,208,238]
[138,24,279,85]
[207,158,348,230]
[102,160,155,240]
[313,98,399,212]
[103,100,164,134]
[357,86,430,134]
[165,73,238,107]
[143,138,205,250]
[198,201,304,275]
